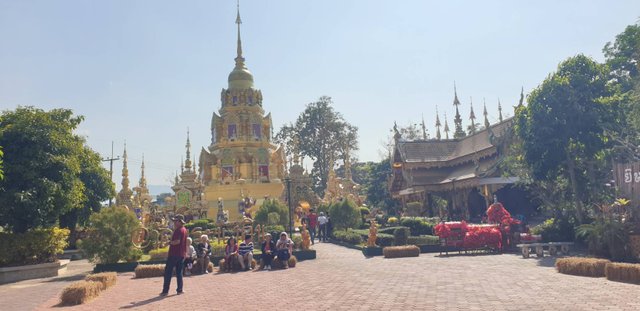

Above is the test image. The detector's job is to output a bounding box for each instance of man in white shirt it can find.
[318,212,328,242]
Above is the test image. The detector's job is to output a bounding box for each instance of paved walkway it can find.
[28,243,640,310]
[0,259,93,311]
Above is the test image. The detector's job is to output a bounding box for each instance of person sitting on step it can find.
[224,236,239,271]
[276,232,293,269]
[261,233,275,270]
[196,234,212,274]
[238,234,254,271]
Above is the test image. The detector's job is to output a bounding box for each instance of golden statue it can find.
[367,220,378,247]
[301,224,311,250]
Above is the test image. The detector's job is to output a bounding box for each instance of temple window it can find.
[222,166,234,179]
[248,96,253,104]
[259,165,269,182]
[232,96,238,105]
[252,124,261,140]
[228,124,237,140]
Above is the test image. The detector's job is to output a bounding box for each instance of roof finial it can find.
[453,82,465,139]
[483,98,490,130]
[443,112,450,140]
[435,107,441,140]
[139,154,147,189]
[469,97,477,134]
[235,0,243,62]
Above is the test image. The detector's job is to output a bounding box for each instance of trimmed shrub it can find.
[605,262,640,284]
[264,225,286,235]
[376,234,395,247]
[135,264,165,278]
[393,227,410,246]
[383,245,420,258]
[292,234,302,250]
[329,199,361,231]
[78,207,140,264]
[379,226,410,235]
[60,281,102,305]
[85,272,117,290]
[185,219,216,231]
[0,227,69,267]
[399,217,434,236]
[387,217,398,225]
[332,230,363,245]
[149,247,168,261]
[407,235,440,246]
[254,199,289,227]
[555,257,610,277]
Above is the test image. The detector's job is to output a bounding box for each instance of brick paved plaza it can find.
[2,243,637,310]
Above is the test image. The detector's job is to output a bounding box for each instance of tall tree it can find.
[515,55,611,223]
[277,96,358,196]
[0,107,113,233]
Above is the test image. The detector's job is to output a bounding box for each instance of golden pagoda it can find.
[198,3,285,221]
[116,143,134,208]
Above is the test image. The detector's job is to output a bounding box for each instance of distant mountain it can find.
[148,184,173,197]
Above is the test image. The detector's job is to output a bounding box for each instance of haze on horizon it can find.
[1,0,639,190]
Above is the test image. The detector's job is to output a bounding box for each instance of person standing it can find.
[160,214,187,296]
[318,212,328,242]
[308,209,318,244]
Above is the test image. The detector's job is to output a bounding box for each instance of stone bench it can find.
[516,242,573,258]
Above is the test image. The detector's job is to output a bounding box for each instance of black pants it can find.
[262,252,274,266]
[319,224,327,241]
[162,256,185,294]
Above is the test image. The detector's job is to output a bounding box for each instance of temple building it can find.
[115,143,134,209]
[389,87,536,221]
[197,4,285,221]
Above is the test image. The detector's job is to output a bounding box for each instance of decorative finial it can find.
[235,0,244,66]
[443,112,450,140]
[435,107,441,140]
[393,121,401,141]
[139,154,147,189]
[453,83,465,139]
[181,157,184,173]
[483,98,490,130]
[498,98,503,122]
[469,97,477,134]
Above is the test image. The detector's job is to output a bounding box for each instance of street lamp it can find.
[284,176,293,235]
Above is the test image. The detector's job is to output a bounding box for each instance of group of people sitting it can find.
[184,231,295,274]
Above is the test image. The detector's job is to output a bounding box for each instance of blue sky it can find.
[1,0,639,189]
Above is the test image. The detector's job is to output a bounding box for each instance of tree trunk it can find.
[566,153,584,224]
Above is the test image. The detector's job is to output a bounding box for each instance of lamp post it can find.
[285,176,293,235]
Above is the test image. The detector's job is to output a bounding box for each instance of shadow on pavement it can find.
[120,295,170,309]
[44,274,88,283]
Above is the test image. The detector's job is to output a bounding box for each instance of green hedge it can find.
[333,230,363,245]
[185,219,217,231]
[393,227,410,246]
[399,217,435,236]
[0,227,70,266]
[379,226,410,235]
[407,235,440,246]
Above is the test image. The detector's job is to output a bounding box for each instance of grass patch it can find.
[555,257,610,277]
[60,281,102,305]
[605,262,640,284]
[383,245,420,258]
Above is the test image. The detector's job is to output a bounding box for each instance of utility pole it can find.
[102,141,120,206]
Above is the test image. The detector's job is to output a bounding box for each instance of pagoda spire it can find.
[435,107,441,140]
[180,157,184,173]
[443,112,450,140]
[139,154,147,189]
[235,0,245,68]
[184,129,192,170]
[121,142,130,190]
[453,82,465,139]
[469,97,477,134]
[498,98,503,122]
[483,98,490,130]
